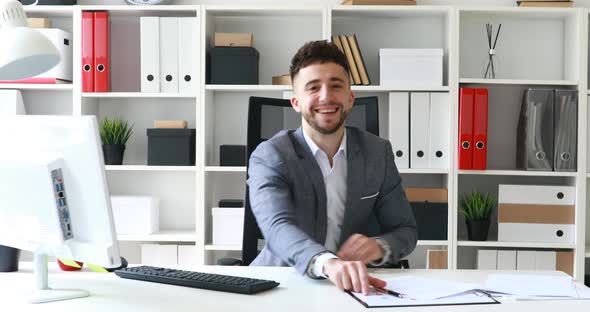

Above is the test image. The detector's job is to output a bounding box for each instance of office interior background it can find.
[7,0,590,283]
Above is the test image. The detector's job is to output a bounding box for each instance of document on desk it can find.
[484,274,578,298]
[349,288,498,308]
[348,276,499,308]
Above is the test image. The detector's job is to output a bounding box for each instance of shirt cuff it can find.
[369,238,392,267]
[307,252,339,279]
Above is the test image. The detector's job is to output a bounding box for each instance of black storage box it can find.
[147,128,195,166]
[220,145,246,166]
[219,199,244,208]
[207,47,259,84]
[410,202,448,240]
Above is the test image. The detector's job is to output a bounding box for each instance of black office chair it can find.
[219,95,408,269]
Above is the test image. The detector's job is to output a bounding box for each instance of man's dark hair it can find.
[289,40,350,83]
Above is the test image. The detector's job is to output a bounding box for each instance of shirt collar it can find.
[302,128,347,159]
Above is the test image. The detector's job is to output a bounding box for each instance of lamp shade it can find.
[0,0,60,80]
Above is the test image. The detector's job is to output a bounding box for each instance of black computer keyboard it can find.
[115,265,280,294]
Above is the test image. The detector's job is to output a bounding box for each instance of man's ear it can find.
[290,95,301,113]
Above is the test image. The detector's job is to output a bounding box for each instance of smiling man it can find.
[247,40,417,295]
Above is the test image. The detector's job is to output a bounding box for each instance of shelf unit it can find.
[18,3,590,280]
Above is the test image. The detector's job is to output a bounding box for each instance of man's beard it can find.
[302,104,348,135]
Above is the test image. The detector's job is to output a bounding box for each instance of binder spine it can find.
[81,11,94,92]
[458,88,474,169]
[94,11,109,92]
[553,90,578,171]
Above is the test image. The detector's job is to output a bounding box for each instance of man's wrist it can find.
[307,251,338,279]
[369,238,391,266]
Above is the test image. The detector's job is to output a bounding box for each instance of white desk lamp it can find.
[0,0,60,80]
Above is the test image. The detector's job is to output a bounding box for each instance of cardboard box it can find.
[27,18,52,28]
[272,74,292,85]
[427,249,447,269]
[379,48,442,87]
[212,208,244,245]
[154,120,188,129]
[111,196,159,235]
[214,33,253,47]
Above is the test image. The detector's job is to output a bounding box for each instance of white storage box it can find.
[35,29,73,81]
[379,48,443,87]
[111,196,159,235]
[141,244,177,265]
[212,208,244,245]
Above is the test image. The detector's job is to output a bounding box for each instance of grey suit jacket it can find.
[247,127,417,275]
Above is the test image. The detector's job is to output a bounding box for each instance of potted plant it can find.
[99,117,133,165]
[461,191,495,241]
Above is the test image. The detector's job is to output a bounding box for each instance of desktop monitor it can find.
[0,115,121,303]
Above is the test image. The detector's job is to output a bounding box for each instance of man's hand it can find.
[337,234,384,263]
[323,258,386,295]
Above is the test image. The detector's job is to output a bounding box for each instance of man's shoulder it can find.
[251,129,299,163]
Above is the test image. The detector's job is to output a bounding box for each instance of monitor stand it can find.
[28,252,89,304]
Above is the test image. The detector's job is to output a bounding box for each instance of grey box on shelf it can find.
[207,47,259,84]
[220,145,246,166]
[147,128,195,166]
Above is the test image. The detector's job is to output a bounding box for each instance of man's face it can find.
[291,62,354,135]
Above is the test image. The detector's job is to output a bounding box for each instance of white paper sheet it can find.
[484,274,577,298]
[384,276,481,300]
[350,288,497,308]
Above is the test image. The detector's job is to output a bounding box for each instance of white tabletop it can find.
[1,263,589,311]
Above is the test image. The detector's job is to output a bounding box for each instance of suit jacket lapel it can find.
[340,128,364,246]
[291,128,328,243]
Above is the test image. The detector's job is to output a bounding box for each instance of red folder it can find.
[458,88,474,169]
[473,88,489,170]
[81,11,94,92]
[94,12,109,92]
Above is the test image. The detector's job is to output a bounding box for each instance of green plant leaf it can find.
[99,116,134,145]
[460,191,495,221]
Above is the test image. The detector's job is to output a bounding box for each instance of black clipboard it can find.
[347,290,501,308]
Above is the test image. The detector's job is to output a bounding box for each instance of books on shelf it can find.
[517,1,573,7]
[342,0,417,5]
[331,34,370,85]
[347,34,370,85]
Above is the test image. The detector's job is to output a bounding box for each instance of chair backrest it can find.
[242,96,379,265]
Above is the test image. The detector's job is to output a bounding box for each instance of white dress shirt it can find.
[302,130,347,277]
[302,130,392,278]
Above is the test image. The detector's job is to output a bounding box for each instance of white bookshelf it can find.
[205,166,247,173]
[0,84,73,91]
[82,92,197,98]
[118,231,198,242]
[459,78,578,86]
[458,170,578,177]
[105,165,197,172]
[457,241,576,249]
[24,2,590,280]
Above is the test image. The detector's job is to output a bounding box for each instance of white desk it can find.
[1,263,589,311]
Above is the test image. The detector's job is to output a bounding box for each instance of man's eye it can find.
[307,86,319,91]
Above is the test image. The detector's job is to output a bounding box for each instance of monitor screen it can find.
[0,115,121,303]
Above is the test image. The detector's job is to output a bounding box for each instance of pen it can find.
[376,287,405,299]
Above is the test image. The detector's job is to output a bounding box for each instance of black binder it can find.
[516,89,554,170]
[553,90,578,171]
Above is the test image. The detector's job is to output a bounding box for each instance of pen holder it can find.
[484,23,502,79]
